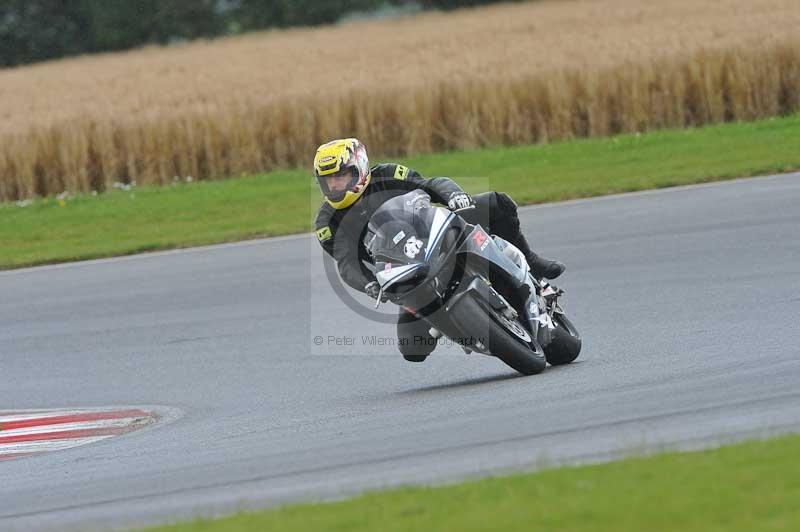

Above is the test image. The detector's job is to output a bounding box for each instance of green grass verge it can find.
[2,115,799,269]
[147,433,800,532]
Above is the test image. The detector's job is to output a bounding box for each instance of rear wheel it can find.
[449,294,546,375]
[544,313,582,365]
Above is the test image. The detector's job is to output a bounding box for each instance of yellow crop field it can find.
[1,0,799,201]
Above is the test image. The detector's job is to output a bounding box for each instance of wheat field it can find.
[1,0,799,201]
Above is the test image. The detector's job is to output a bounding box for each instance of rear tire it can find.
[449,294,546,376]
[544,314,582,366]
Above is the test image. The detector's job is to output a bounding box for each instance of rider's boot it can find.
[524,251,566,280]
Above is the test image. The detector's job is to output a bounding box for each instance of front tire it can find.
[449,294,546,376]
[544,314,582,365]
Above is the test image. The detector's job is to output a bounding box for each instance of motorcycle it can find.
[363,190,581,375]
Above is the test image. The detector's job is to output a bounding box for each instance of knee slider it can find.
[398,335,437,357]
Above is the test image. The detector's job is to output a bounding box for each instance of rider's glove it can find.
[447,192,475,211]
[365,281,389,302]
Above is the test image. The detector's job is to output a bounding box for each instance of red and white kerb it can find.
[0,408,155,461]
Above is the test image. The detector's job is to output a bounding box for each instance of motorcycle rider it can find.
[314,138,565,362]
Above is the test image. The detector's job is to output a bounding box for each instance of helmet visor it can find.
[317,166,360,202]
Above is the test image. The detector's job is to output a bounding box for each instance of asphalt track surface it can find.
[2,173,799,531]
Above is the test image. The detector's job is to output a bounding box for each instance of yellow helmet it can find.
[313,138,371,209]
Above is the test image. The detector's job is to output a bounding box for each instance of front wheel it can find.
[544,313,582,365]
[449,294,546,376]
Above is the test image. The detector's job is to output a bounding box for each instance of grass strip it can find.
[2,115,799,269]
[147,433,800,532]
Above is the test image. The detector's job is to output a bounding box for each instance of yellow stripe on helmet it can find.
[314,138,358,177]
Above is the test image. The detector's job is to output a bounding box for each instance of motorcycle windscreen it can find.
[364,190,448,268]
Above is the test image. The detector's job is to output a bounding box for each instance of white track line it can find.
[0,418,139,438]
[517,171,800,212]
[0,232,311,276]
[0,436,114,455]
